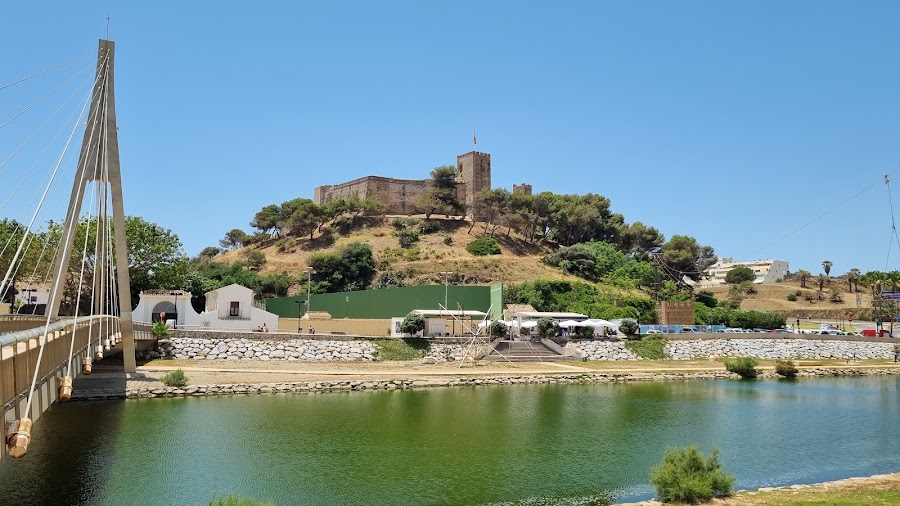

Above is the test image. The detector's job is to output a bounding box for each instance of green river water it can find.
[1,376,899,505]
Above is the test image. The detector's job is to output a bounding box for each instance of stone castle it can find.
[313,151,492,214]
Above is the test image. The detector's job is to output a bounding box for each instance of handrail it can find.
[0,314,114,347]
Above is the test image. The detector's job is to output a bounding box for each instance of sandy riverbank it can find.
[616,472,900,505]
[132,358,900,388]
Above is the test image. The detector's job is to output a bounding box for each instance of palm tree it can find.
[887,272,900,335]
[816,273,827,291]
[797,270,811,289]
[861,271,886,300]
[822,260,833,278]
[849,268,861,292]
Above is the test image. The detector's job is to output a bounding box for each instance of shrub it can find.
[488,320,508,338]
[399,312,425,335]
[618,319,639,336]
[775,359,798,378]
[404,247,421,261]
[208,494,274,506]
[578,326,594,339]
[466,236,501,256]
[786,293,797,302]
[373,338,430,360]
[243,250,266,271]
[151,320,171,337]
[723,357,759,379]
[443,235,453,246]
[397,228,420,248]
[419,220,440,234]
[161,369,187,387]
[536,317,559,338]
[650,446,735,504]
[625,336,667,359]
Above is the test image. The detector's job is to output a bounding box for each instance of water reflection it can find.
[0,377,897,505]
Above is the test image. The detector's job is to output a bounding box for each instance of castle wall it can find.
[314,151,491,216]
[512,183,532,196]
[313,176,428,215]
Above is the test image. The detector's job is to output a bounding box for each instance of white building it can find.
[14,284,50,308]
[701,258,789,287]
[133,283,279,331]
[390,309,488,337]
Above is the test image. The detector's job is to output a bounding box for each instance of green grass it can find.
[624,336,668,360]
[373,338,431,360]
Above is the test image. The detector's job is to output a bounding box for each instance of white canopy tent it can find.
[586,318,619,329]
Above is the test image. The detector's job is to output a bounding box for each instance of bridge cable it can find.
[883,176,900,272]
[0,93,93,303]
[65,181,97,376]
[21,65,101,418]
[0,76,98,263]
[0,60,94,131]
[0,83,100,300]
[0,75,93,177]
[30,194,71,315]
[745,167,900,258]
[0,162,78,304]
[0,53,90,92]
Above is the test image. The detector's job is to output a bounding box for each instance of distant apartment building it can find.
[701,258,789,287]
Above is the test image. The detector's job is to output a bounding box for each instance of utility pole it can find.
[306,267,314,316]
[440,271,452,336]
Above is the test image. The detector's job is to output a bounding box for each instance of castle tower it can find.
[456,151,491,209]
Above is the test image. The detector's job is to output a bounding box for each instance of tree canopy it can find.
[724,266,755,284]
[417,166,463,218]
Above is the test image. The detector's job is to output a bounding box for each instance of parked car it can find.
[861,329,892,337]
[646,329,662,334]
[680,327,696,333]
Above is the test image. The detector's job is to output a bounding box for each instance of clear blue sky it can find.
[2,1,900,276]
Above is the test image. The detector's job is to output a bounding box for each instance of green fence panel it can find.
[266,285,499,319]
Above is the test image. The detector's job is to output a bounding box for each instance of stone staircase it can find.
[482,340,576,362]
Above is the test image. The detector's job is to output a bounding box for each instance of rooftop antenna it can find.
[106,17,110,39]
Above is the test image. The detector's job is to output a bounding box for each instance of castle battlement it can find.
[313,151,491,215]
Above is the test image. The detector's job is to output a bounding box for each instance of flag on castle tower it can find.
[473,131,477,145]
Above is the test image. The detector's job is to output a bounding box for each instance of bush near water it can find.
[161,369,188,387]
[775,359,798,378]
[649,446,734,504]
[723,357,759,379]
[208,494,274,506]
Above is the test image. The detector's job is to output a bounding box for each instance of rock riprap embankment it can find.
[666,338,897,360]
[566,341,639,360]
[145,338,469,362]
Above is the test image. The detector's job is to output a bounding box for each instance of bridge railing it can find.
[1,315,115,461]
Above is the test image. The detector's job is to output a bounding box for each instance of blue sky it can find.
[2,1,900,276]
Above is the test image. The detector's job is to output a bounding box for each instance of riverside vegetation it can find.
[650,446,735,504]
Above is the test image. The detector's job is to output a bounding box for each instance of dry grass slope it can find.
[216,216,627,291]
[705,279,873,318]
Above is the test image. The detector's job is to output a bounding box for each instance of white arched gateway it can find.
[133,284,278,331]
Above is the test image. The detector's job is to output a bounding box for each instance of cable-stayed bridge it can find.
[0,39,149,459]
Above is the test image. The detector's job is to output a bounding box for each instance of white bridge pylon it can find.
[47,39,136,373]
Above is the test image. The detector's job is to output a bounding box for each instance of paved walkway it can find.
[131,360,900,388]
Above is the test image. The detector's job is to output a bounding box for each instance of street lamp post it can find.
[440,271,452,336]
[173,292,178,329]
[296,300,303,334]
[306,267,314,316]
